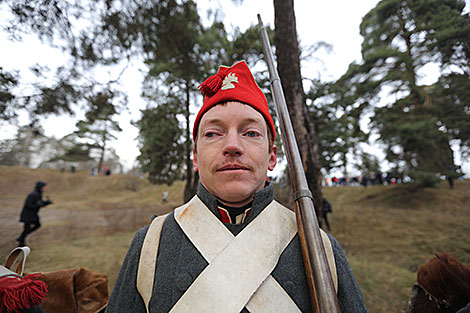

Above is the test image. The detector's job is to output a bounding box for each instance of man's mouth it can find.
[217,164,250,172]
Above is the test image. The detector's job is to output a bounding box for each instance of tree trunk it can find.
[184,82,198,202]
[273,0,323,216]
[97,134,106,174]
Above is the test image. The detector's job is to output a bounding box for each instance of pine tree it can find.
[431,73,470,156]
[341,0,470,187]
[135,98,184,185]
[1,0,124,125]
[135,2,269,199]
[0,126,40,166]
[307,80,367,176]
[73,91,122,173]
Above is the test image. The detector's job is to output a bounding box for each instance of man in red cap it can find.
[106,61,368,313]
[192,60,277,211]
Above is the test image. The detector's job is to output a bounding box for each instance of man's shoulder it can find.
[137,210,181,244]
[26,190,40,199]
[139,211,175,234]
[324,232,341,250]
[270,200,296,215]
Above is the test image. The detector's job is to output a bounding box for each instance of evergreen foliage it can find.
[73,91,122,172]
[138,0,205,200]
[431,73,470,158]
[1,0,126,126]
[48,142,94,163]
[133,2,270,199]
[1,0,271,192]
[0,126,39,166]
[0,68,18,120]
[135,99,184,185]
[335,0,470,187]
[307,80,367,175]
[3,0,468,189]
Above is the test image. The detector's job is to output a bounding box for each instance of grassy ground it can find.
[1,166,469,312]
[322,181,470,312]
[0,166,183,291]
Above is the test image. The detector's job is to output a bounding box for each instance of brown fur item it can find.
[408,252,470,313]
[40,267,108,313]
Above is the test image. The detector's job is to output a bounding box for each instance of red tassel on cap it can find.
[0,273,48,313]
[198,67,229,97]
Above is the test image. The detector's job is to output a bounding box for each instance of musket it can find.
[257,15,341,313]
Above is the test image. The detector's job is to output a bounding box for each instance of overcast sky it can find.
[1,0,469,175]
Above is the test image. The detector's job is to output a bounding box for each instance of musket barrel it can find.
[257,14,341,313]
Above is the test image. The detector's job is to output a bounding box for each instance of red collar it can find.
[218,207,251,224]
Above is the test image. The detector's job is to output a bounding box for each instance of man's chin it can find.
[217,196,253,207]
[213,182,261,206]
[214,188,252,205]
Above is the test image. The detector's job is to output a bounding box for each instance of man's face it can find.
[194,101,277,207]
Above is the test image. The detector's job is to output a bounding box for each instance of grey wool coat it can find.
[106,184,369,313]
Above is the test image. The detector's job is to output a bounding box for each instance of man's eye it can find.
[204,132,217,138]
[245,131,260,137]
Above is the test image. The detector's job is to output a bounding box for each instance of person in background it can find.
[320,197,333,231]
[16,181,53,247]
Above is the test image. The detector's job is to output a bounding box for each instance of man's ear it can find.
[193,147,198,172]
[268,145,277,171]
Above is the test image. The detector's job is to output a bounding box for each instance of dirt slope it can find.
[0,166,183,260]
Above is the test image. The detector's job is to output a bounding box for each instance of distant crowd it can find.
[324,172,400,187]
[59,165,112,176]
[90,166,111,176]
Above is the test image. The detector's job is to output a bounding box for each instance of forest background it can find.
[1,0,469,201]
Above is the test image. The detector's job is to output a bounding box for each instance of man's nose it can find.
[223,131,244,156]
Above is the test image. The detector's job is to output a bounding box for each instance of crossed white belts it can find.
[138,196,336,313]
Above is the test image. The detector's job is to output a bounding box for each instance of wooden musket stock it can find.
[257,15,341,313]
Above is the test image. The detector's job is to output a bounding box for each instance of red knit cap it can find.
[194,60,275,142]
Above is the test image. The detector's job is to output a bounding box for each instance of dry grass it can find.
[25,231,137,290]
[1,166,469,312]
[0,166,185,291]
[322,181,470,313]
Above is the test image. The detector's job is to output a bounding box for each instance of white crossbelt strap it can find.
[137,196,337,313]
[321,230,338,292]
[171,196,297,313]
[137,213,169,313]
[246,275,302,313]
[247,232,337,313]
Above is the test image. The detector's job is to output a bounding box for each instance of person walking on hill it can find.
[320,197,333,231]
[106,61,368,313]
[16,181,53,247]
